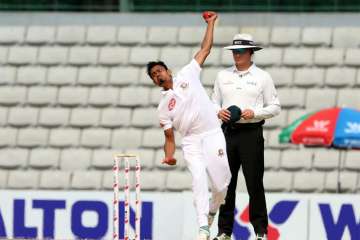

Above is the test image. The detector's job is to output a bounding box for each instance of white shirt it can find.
[157,59,220,137]
[212,63,281,124]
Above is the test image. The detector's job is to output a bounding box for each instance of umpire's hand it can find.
[241,109,255,120]
[218,109,231,122]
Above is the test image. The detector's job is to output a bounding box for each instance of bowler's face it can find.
[232,49,252,66]
[150,65,172,90]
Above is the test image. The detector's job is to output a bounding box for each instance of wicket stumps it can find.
[113,154,141,240]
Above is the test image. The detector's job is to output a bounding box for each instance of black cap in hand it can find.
[227,105,242,123]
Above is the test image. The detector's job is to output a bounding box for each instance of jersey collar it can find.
[160,77,179,96]
[161,88,172,96]
[232,62,257,75]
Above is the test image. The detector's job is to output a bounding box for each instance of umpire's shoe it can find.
[256,233,267,240]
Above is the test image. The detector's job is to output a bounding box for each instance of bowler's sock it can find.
[199,225,210,236]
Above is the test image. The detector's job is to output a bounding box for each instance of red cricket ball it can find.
[202,11,213,20]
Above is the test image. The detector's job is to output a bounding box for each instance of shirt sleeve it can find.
[211,73,222,114]
[178,59,202,81]
[158,110,172,131]
[253,74,281,119]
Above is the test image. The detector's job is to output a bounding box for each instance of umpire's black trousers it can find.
[218,121,268,235]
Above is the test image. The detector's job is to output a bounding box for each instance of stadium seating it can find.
[0,25,359,193]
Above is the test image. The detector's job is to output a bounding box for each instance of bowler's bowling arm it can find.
[163,128,176,159]
[194,15,216,66]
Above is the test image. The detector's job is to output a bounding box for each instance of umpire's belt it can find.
[222,120,265,131]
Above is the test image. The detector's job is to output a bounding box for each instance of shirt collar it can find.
[232,63,257,75]
[161,88,171,96]
[160,77,177,96]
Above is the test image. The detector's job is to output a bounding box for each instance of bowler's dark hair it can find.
[146,61,168,78]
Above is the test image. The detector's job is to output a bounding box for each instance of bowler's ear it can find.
[167,69,172,76]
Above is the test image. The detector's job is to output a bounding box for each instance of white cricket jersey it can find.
[157,59,220,137]
[212,63,281,123]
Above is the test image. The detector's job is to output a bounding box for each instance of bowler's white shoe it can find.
[197,226,210,240]
[197,232,210,240]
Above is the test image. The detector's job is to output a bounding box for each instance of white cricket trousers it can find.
[182,128,232,227]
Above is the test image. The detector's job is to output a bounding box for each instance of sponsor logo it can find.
[319,203,360,240]
[223,81,234,85]
[233,201,360,240]
[343,139,360,146]
[233,201,299,240]
[344,122,360,134]
[306,120,330,132]
[246,81,257,86]
[0,199,153,239]
[303,137,326,145]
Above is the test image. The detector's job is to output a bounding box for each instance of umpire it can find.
[212,34,281,240]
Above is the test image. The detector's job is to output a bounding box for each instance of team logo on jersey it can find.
[180,82,188,89]
[168,98,176,111]
[218,149,224,157]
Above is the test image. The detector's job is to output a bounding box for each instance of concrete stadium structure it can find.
[0,13,359,194]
